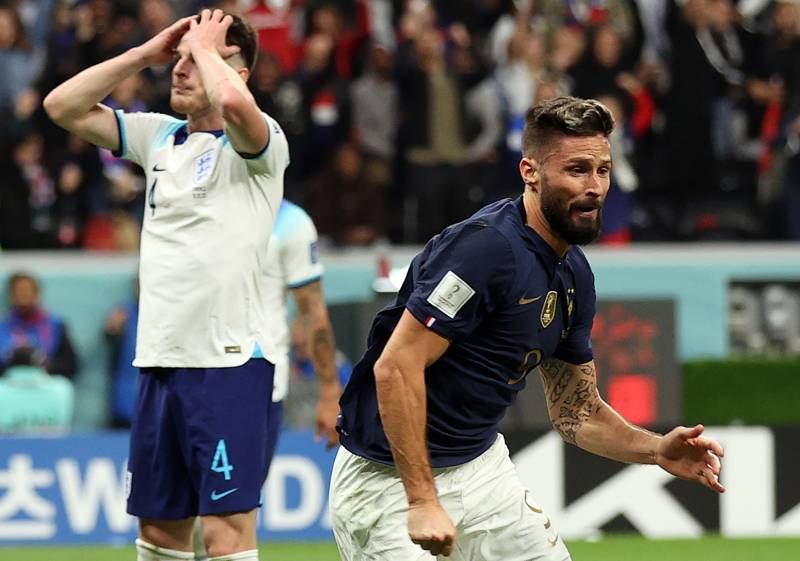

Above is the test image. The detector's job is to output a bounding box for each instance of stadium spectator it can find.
[596,91,638,244]
[103,278,139,428]
[248,50,305,197]
[397,20,483,242]
[572,24,636,99]
[0,4,46,122]
[305,142,388,246]
[0,272,78,379]
[295,32,352,181]
[350,42,397,190]
[0,130,60,249]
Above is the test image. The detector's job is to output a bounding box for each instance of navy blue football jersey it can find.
[338,197,596,467]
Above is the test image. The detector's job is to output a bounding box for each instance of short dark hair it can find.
[224,13,258,73]
[521,96,615,158]
[7,272,38,294]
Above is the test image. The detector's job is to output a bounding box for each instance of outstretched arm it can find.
[538,358,725,493]
[43,17,194,149]
[290,281,341,449]
[374,310,455,557]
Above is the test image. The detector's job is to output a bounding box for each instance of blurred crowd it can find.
[1,0,800,248]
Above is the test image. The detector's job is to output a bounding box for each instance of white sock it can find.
[136,538,196,561]
[208,550,258,561]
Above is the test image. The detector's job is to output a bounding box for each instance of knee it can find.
[203,518,256,558]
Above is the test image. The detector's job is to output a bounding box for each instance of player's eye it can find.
[598,166,611,176]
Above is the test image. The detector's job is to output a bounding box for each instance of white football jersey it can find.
[260,201,324,402]
[114,109,289,368]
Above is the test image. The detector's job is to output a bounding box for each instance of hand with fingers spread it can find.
[184,9,241,60]
[135,16,195,67]
[656,424,725,493]
[408,499,456,557]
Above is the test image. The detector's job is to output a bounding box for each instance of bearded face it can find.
[540,177,604,245]
[529,134,612,246]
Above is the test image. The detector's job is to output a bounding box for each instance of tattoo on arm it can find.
[292,282,338,386]
[538,359,604,444]
[310,326,336,384]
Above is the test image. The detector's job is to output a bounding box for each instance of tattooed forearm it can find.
[291,281,340,390]
[538,358,573,406]
[311,326,337,384]
[540,360,604,444]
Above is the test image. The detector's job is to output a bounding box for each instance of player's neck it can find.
[522,191,570,258]
[187,107,224,134]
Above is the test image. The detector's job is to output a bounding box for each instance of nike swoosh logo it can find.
[210,488,238,501]
[152,164,166,172]
[518,295,542,305]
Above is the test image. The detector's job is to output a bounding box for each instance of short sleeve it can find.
[280,206,324,288]
[240,114,290,177]
[113,110,181,167]
[553,271,595,365]
[405,225,515,341]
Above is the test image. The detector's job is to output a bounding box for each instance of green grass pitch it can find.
[2,536,799,561]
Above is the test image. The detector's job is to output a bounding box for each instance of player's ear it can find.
[237,67,250,83]
[519,157,540,192]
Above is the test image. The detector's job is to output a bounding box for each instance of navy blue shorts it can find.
[126,359,280,519]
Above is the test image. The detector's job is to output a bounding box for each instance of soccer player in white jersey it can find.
[43,9,309,561]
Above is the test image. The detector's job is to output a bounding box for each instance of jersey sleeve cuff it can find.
[552,348,593,365]
[286,275,322,289]
[236,114,271,160]
[111,109,128,158]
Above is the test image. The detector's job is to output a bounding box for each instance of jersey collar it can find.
[174,124,225,146]
[515,196,563,275]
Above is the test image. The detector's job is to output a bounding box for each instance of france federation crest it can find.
[194,149,216,184]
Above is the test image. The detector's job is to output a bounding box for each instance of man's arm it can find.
[184,10,269,155]
[538,358,725,493]
[290,281,341,448]
[43,17,194,148]
[374,310,455,557]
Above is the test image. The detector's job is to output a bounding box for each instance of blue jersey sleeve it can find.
[405,224,515,341]
[553,264,595,365]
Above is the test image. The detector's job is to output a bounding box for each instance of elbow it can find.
[218,88,250,126]
[374,356,392,386]
[374,355,400,392]
[551,419,580,446]
[42,91,64,123]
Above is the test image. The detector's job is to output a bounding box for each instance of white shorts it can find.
[329,434,571,561]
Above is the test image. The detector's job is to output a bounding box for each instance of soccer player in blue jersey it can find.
[331,97,726,560]
[45,9,293,561]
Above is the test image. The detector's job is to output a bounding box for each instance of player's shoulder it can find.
[439,209,514,256]
[273,200,317,241]
[428,200,519,278]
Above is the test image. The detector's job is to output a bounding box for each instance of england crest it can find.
[194,149,216,185]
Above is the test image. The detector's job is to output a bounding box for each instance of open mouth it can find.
[572,202,601,218]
